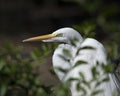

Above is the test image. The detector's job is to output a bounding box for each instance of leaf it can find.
[67,77,79,82]
[76,82,81,91]
[55,67,69,74]
[70,38,79,47]
[91,66,99,79]
[79,72,85,80]
[81,46,95,50]
[95,81,102,88]
[42,45,51,56]
[36,88,47,96]
[30,49,41,60]
[0,60,5,71]
[76,46,95,55]
[82,80,91,89]
[62,49,72,58]
[76,82,87,95]
[73,60,87,68]
[53,83,71,96]
[91,89,103,96]
[104,64,113,73]
[58,54,70,62]
[101,77,109,83]
[0,84,7,96]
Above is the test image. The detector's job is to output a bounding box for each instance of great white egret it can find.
[23,27,119,96]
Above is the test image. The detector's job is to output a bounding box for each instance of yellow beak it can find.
[23,33,57,42]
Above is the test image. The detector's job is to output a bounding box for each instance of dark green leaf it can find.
[67,77,79,82]
[76,82,87,95]
[91,89,103,96]
[80,46,95,50]
[95,81,102,88]
[70,38,79,47]
[63,49,72,58]
[79,72,85,80]
[58,54,70,62]
[0,84,7,96]
[76,82,81,91]
[76,46,95,55]
[30,49,41,60]
[42,45,51,56]
[91,66,99,79]
[82,80,91,89]
[55,67,69,74]
[73,60,87,68]
[101,77,109,83]
[0,60,5,71]
[104,64,114,73]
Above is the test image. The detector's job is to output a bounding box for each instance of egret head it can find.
[23,27,83,46]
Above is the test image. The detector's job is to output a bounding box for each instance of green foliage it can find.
[1,5,120,95]
[1,0,120,95]
[73,22,96,38]
[55,67,69,74]
[0,34,120,96]
[65,0,120,43]
[62,49,72,58]
[56,23,119,96]
[73,60,87,68]
[1,26,119,96]
[52,82,71,96]
[0,43,54,96]
[56,43,112,96]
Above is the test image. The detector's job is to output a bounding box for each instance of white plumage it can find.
[23,27,118,96]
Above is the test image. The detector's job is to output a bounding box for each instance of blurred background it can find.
[0,0,120,44]
[0,0,120,96]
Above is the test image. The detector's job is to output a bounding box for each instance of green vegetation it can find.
[0,43,54,96]
[0,25,119,96]
[0,0,120,96]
